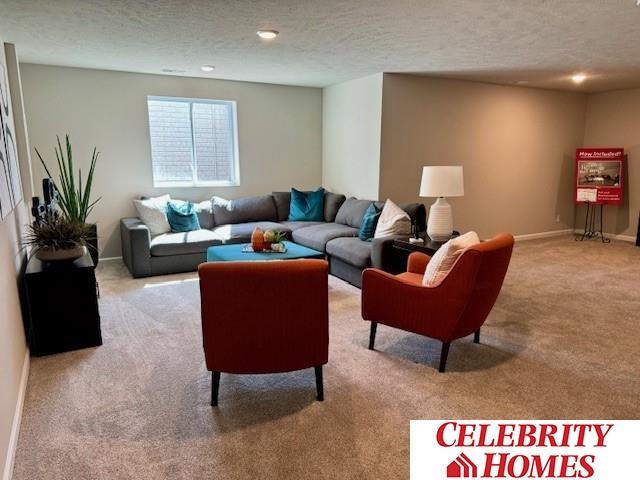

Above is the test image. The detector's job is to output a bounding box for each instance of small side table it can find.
[24,251,102,356]
[389,231,459,274]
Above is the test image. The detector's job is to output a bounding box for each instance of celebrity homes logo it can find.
[410,420,640,479]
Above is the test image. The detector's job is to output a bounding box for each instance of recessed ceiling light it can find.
[257,29,279,40]
[200,65,215,72]
[571,73,587,84]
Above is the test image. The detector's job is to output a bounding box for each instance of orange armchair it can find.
[199,259,329,406]
[361,233,514,372]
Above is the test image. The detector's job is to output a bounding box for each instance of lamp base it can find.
[427,197,453,242]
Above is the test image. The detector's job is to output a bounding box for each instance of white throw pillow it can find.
[133,194,171,237]
[422,231,480,287]
[374,199,411,238]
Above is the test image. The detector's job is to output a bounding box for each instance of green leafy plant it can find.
[35,134,101,224]
[272,231,287,243]
[24,215,94,251]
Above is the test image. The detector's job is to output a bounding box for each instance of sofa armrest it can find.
[370,234,406,270]
[120,218,152,277]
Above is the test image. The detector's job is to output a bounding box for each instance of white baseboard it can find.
[514,229,573,241]
[573,229,636,243]
[2,350,29,480]
[99,256,123,262]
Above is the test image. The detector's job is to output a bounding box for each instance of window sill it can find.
[153,181,240,188]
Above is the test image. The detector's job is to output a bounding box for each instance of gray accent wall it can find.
[583,88,640,239]
[378,74,588,239]
[20,64,323,258]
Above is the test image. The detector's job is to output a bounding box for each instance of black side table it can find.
[24,251,102,356]
[388,231,459,274]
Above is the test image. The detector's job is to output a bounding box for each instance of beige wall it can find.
[322,73,382,200]
[0,40,29,480]
[379,74,588,238]
[583,89,640,238]
[20,64,323,258]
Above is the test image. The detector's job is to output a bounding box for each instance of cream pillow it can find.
[422,231,480,287]
[133,194,171,237]
[374,199,411,238]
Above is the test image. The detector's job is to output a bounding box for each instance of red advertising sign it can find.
[575,148,624,205]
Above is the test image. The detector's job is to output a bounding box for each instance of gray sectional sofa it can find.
[120,191,426,287]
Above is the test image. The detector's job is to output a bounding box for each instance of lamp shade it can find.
[419,166,464,198]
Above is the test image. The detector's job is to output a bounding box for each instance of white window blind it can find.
[147,96,239,187]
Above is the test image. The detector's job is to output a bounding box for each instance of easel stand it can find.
[576,202,610,243]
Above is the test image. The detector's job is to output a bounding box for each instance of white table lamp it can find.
[419,166,464,241]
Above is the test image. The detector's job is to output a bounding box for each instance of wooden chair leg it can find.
[474,329,480,344]
[368,322,378,350]
[314,366,324,401]
[438,342,450,373]
[211,371,221,407]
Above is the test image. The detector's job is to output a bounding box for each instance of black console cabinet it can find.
[24,251,102,356]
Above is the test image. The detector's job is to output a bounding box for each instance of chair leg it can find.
[439,342,450,373]
[314,366,324,401]
[474,329,480,344]
[368,322,378,350]
[211,371,221,407]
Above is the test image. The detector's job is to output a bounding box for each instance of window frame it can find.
[147,95,241,188]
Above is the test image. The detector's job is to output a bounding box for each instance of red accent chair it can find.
[198,259,329,406]
[361,233,514,372]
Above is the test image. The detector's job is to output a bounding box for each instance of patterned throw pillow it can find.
[288,187,325,221]
[422,231,480,287]
[133,194,171,237]
[358,203,382,241]
[166,201,201,233]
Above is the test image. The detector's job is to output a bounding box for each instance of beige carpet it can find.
[12,236,640,479]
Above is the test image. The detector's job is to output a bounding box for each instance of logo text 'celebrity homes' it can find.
[438,422,611,478]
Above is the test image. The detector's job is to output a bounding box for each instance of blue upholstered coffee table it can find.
[206,241,324,262]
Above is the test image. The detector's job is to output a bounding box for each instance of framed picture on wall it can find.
[0,58,23,221]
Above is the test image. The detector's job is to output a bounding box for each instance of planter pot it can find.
[86,223,99,266]
[35,245,86,263]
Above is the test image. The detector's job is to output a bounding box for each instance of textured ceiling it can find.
[1,0,640,91]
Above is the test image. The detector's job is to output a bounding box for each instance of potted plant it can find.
[24,214,94,262]
[35,135,101,264]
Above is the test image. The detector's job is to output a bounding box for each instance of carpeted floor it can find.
[12,236,640,479]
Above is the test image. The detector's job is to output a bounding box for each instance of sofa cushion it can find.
[292,223,358,252]
[273,190,347,223]
[359,203,382,241]
[326,237,372,268]
[324,192,347,222]
[374,199,412,238]
[334,198,374,229]
[289,188,325,221]
[212,195,277,225]
[194,200,214,229]
[272,192,291,221]
[166,201,201,233]
[279,221,324,232]
[211,221,292,244]
[133,194,171,237]
[150,229,222,256]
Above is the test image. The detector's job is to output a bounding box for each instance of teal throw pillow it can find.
[166,201,201,233]
[288,188,325,221]
[358,203,382,241]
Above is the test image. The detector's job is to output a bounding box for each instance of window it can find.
[147,96,240,187]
